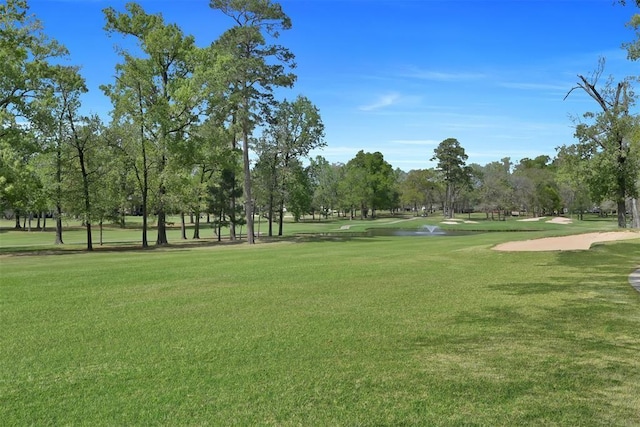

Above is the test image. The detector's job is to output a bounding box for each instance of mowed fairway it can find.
[1,231,640,425]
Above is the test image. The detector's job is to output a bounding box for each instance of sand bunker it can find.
[546,217,572,225]
[493,231,640,252]
[517,217,546,222]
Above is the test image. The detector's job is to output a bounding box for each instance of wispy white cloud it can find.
[403,68,487,82]
[358,92,401,111]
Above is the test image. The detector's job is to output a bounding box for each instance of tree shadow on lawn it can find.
[0,233,378,257]
[442,295,640,365]
[554,241,640,291]
[0,238,247,257]
[489,240,639,297]
[402,243,640,423]
[487,281,589,296]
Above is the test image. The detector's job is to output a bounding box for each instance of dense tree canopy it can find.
[2,0,640,244]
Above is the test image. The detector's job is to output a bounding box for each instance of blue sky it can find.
[28,0,639,171]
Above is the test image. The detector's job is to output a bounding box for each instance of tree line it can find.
[1,0,639,251]
[0,0,328,249]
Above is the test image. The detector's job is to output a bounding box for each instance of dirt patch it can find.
[493,231,640,252]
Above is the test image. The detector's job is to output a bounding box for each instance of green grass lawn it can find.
[1,215,639,425]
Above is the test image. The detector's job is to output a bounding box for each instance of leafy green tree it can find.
[253,137,279,235]
[555,145,593,220]
[260,96,324,235]
[105,118,158,247]
[475,158,515,220]
[513,155,561,216]
[342,151,395,219]
[210,0,296,244]
[30,112,65,242]
[66,116,106,251]
[399,168,439,215]
[103,3,204,245]
[177,120,234,239]
[431,138,472,218]
[28,66,87,244]
[0,130,38,227]
[0,0,68,128]
[565,59,638,227]
[48,66,105,250]
[209,166,243,241]
[0,0,68,230]
[285,159,312,222]
[308,156,341,219]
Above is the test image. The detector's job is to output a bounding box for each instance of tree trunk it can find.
[228,118,238,241]
[141,187,148,248]
[193,212,200,239]
[14,211,21,230]
[55,205,63,244]
[242,124,255,244]
[268,194,274,237]
[445,184,453,219]
[156,209,168,245]
[54,141,63,243]
[617,199,627,228]
[181,212,187,240]
[631,198,640,228]
[229,194,237,241]
[278,198,285,236]
[41,214,46,232]
[120,206,126,228]
[78,150,93,251]
[85,223,93,251]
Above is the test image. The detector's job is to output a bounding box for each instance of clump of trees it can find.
[2,0,639,252]
[0,0,320,248]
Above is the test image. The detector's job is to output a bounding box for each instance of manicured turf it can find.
[1,216,639,425]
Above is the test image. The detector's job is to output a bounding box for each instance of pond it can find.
[297,225,481,239]
[366,225,478,237]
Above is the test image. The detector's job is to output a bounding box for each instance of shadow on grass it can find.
[0,233,378,256]
[0,238,248,257]
[487,281,587,296]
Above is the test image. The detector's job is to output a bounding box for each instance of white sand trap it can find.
[441,221,460,225]
[493,231,640,252]
[464,220,479,224]
[517,217,546,222]
[339,225,351,230]
[546,217,572,225]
